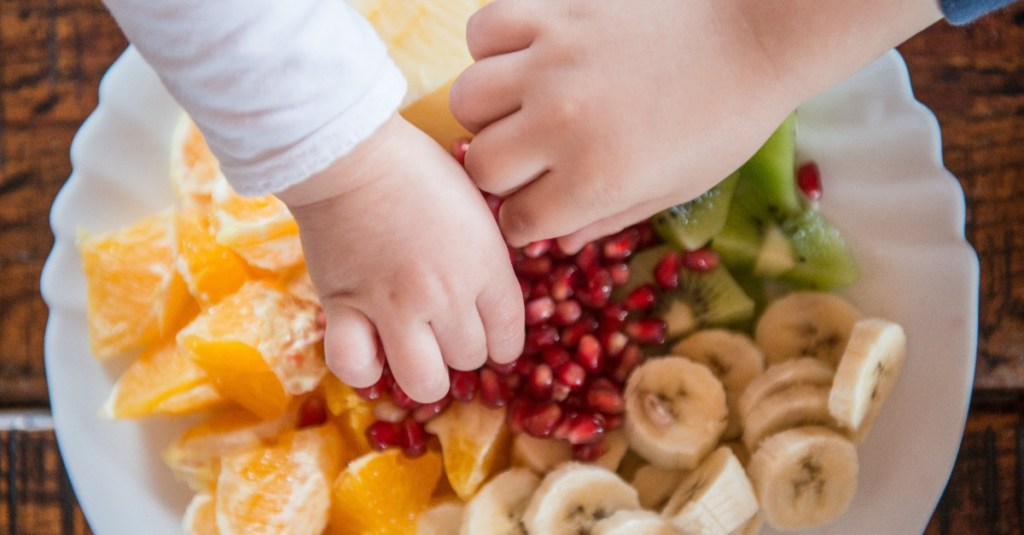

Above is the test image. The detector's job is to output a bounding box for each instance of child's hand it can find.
[280,113,525,403]
[450,0,941,252]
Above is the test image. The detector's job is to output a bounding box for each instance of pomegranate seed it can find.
[683,249,720,272]
[574,243,600,271]
[572,441,608,462]
[449,369,479,402]
[452,138,470,165]
[624,284,658,311]
[518,277,533,300]
[516,256,553,278]
[579,269,613,308]
[598,330,629,357]
[390,383,418,410]
[576,334,605,373]
[354,382,385,401]
[566,413,606,445]
[523,239,554,258]
[487,358,519,375]
[625,318,667,345]
[485,193,503,220]
[399,418,428,458]
[555,361,587,390]
[523,403,564,438]
[374,400,409,423]
[551,382,572,402]
[527,363,555,400]
[586,385,625,415]
[602,229,639,260]
[607,262,631,287]
[297,397,328,428]
[506,398,530,434]
[479,368,513,407]
[552,299,583,326]
[797,162,823,201]
[634,222,657,247]
[526,325,560,354]
[529,280,551,299]
[561,316,597,347]
[509,246,523,264]
[563,391,588,411]
[654,251,683,289]
[603,413,625,430]
[525,296,556,325]
[412,397,450,423]
[601,304,629,328]
[366,421,402,451]
[514,358,536,376]
[541,345,572,369]
[549,265,580,301]
[612,344,645,382]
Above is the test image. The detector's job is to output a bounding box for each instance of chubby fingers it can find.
[465,0,544,60]
[376,319,451,403]
[322,303,384,388]
[556,198,675,254]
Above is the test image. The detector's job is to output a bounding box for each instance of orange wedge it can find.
[170,117,223,211]
[183,493,218,535]
[217,425,346,535]
[209,182,303,272]
[425,401,509,500]
[78,208,196,360]
[176,210,249,308]
[326,448,443,535]
[321,374,377,455]
[102,341,225,419]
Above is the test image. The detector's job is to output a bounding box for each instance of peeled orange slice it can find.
[175,210,249,308]
[170,117,223,211]
[183,493,219,535]
[425,401,509,500]
[209,181,303,272]
[321,374,377,455]
[102,341,225,419]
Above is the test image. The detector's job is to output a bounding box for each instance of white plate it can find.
[42,47,979,534]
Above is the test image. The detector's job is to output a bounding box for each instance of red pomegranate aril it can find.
[479,368,513,407]
[526,325,560,354]
[399,418,428,458]
[555,361,587,390]
[603,413,624,430]
[506,398,530,434]
[552,299,583,326]
[601,304,629,329]
[575,243,600,271]
[486,193,503,220]
[599,329,629,357]
[541,345,572,369]
[797,161,823,201]
[522,403,564,438]
[607,262,631,287]
[572,441,608,462]
[576,334,605,373]
[549,265,580,301]
[354,382,385,402]
[412,397,450,423]
[579,269,613,308]
[634,222,657,247]
[566,413,606,445]
[514,358,536,376]
[612,344,645,382]
[561,316,597,347]
[624,284,658,311]
[374,400,409,423]
[486,358,519,375]
[586,385,625,415]
[683,248,720,272]
[602,229,638,260]
[297,396,328,428]
[389,383,419,410]
[518,278,532,300]
[654,251,683,290]
[523,239,554,258]
[625,318,667,345]
[452,138,470,165]
[551,381,572,402]
[527,363,555,400]
[449,369,479,402]
[529,280,551,299]
[525,296,556,325]
[516,256,553,278]
[366,421,402,451]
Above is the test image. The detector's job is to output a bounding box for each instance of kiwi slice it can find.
[652,172,739,251]
[739,112,802,217]
[613,244,671,299]
[659,265,756,340]
[777,210,858,290]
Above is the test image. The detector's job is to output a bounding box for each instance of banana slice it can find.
[631,464,688,510]
[754,292,861,367]
[736,357,835,425]
[741,384,841,452]
[416,501,464,535]
[522,462,640,535]
[624,356,728,470]
[512,433,573,475]
[460,468,540,535]
[829,318,908,442]
[592,510,681,534]
[746,426,858,531]
[671,329,765,440]
[661,446,759,535]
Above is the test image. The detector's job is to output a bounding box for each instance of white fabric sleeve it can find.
[102,0,407,195]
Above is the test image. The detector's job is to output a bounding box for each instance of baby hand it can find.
[281,113,525,403]
[450,0,797,252]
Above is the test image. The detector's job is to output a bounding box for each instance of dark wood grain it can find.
[0,0,1022,533]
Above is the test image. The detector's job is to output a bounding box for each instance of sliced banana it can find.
[522,462,640,535]
[624,356,728,470]
[829,318,907,442]
[746,426,858,531]
[671,329,765,440]
[736,357,835,425]
[460,468,540,535]
[661,446,759,535]
[512,433,573,475]
[742,384,841,452]
[754,292,861,367]
[592,510,681,535]
[631,464,689,510]
[417,501,464,535]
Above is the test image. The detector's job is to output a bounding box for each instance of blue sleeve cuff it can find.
[940,0,1018,24]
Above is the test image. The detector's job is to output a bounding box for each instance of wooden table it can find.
[1,1,1022,533]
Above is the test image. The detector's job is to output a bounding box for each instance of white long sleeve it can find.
[102,0,407,195]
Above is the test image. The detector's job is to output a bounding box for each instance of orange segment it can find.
[176,210,249,308]
[216,425,345,535]
[326,448,443,535]
[400,79,472,149]
[425,401,509,500]
[101,341,225,419]
[78,208,196,360]
[170,117,223,211]
[178,280,327,419]
[183,493,219,535]
[163,407,295,493]
[321,374,377,455]
[209,181,303,272]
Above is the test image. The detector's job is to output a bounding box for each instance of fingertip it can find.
[477,283,526,364]
[379,322,451,404]
[498,197,541,247]
[323,305,383,388]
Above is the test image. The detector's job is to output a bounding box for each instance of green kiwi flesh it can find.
[738,112,801,217]
[652,172,739,251]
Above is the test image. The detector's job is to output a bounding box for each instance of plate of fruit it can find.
[42,4,978,535]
